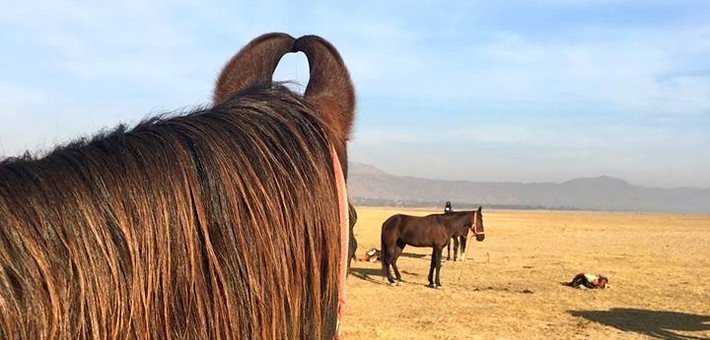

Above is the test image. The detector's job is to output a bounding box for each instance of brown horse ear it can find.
[213,32,296,104]
[477,206,482,212]
[293,35,355,143]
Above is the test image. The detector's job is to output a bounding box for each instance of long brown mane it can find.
[0,33,355,339]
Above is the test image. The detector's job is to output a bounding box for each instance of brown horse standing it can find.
[381,208,485,288]
[0,33,355,339]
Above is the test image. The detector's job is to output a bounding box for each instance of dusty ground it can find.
[340,207,710,339]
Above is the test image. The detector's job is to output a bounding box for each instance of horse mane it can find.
[0,33,355,339]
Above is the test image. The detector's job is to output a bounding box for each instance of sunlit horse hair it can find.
[0,33,355,339]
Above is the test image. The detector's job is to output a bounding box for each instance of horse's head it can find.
[214,33,355,339]
[471,207,485,241]
[212,33,356,338]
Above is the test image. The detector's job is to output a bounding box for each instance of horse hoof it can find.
[389,282,397,286]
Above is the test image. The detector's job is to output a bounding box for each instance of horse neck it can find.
[445,212,472,232]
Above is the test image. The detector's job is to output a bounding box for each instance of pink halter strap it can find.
[330,145,349,340]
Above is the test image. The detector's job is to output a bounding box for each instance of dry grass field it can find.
[340,207,710,339]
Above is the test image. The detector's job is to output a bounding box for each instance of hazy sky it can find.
[1,1,709,188]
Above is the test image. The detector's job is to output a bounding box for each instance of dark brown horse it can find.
[381,208,485,288]
[0,33,355,339]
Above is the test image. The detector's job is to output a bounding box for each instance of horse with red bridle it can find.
[381,208,485,288]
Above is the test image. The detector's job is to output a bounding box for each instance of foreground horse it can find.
[0,33,354,339]
[381,208,485,288]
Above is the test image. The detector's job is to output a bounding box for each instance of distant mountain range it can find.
[3,155,707,214]
[348,162,710,214]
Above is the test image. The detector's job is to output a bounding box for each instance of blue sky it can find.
[1,1,709,188]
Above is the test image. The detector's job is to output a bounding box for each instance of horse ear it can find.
[213,32,296,104]
[293,35,355,143]
[477,206,482,212]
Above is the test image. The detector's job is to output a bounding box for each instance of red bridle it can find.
[330,145,349,340]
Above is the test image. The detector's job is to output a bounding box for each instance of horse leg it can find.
[446,240,451,261]
[383,259,396,285]
[427,248,436,287]
[348,227,358,271]
[382,242,396,285]
[391,240,405,284]
[434,246,444,288]
[460,235,468,262]
[453,236,460,262]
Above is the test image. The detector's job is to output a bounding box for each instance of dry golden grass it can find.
[341,207,710,339]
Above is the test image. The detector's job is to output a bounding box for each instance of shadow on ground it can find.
[569,308,710,340]
[398,252,427,259]
[349,267,385,284]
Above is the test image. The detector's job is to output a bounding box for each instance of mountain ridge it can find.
[348,162,710,214]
